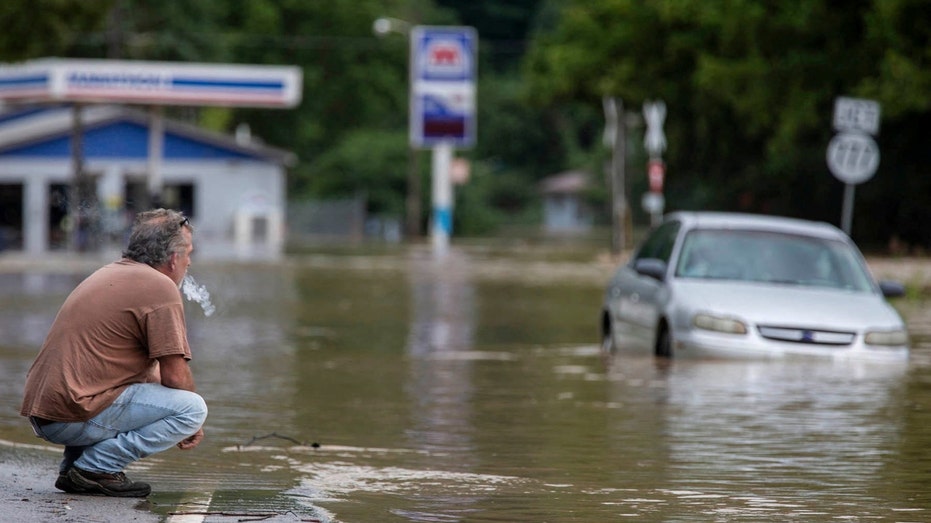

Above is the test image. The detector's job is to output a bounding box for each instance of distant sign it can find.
[827,132,880,185]
[647,160,664,192]
[410,26,477,148]
[643,101,666,157]
[833,97,880,135]
[0,58,303,108]
[641,192,665,214]
[828,97,881,185]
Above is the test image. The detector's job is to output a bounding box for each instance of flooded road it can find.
[2,245,931,522]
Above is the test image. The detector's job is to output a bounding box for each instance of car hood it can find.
[671,279,905,330]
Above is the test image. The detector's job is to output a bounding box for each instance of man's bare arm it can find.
[157,354,204,449]
[157,354,196,391]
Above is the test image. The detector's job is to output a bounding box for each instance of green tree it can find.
[524,0,931,247]
[858,0,931,249]
[307,129,410,217]
[0,1,113,61]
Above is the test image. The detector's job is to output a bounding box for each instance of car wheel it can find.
[601,315,618,356]
[656,323,672,359]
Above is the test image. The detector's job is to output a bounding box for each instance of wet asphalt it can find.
[1,445,160,522]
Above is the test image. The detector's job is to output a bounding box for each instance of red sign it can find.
[429,44,461,67]
[648,160,665,192]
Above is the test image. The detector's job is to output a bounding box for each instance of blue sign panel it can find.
[0,71,50,100]
[410,26,477,149]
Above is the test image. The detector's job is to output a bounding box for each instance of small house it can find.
[539,170,594,234]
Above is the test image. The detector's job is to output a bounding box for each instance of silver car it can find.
[601,212,909,360]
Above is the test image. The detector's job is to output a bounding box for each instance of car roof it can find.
[665,211,848,241]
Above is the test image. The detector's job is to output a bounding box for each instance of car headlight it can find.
[693,313,748,335]
[864,329,909,346]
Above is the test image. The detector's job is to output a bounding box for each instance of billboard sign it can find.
[410,26,477,148]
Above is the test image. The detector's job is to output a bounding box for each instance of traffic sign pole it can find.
[827,97,881,236]
[643,101,666,226]
[431,141,453,253]
[841,183,856,237]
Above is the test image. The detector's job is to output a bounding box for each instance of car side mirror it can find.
[634,258,667,282]
[878,280,905,298]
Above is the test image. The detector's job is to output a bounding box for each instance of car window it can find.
[633,220,681,264]
[675,229,874,292]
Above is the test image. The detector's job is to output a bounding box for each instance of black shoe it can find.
[67,467,152,498]
[55,469,88,494]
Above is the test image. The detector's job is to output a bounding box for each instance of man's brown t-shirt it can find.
[21,259,192,422]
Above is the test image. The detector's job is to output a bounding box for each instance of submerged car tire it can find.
[656,323,672,359]
[601,315,618,356]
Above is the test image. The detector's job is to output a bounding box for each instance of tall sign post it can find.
[642,100,666,227]
[827,97,881,235]
[410,26,477,254]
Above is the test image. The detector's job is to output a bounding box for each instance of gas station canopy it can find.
[0,58,302,108]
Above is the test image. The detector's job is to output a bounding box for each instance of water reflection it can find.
[406,248,475,356]
[405,248,476,449]
[603,356,912,520]
[404,248,480,521]
[0,273,85,349]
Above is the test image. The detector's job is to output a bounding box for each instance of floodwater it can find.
[2,244,931,522]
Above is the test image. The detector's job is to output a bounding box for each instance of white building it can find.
[539,170,594,234]
[0,104,294,258]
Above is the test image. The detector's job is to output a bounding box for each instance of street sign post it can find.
[827,132,880,185]
[410,26,477,149]
[409,26,477,254]
[827,97,880,235]
[643,101,666,226]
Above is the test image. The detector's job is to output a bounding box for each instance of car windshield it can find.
[674,229,875,292]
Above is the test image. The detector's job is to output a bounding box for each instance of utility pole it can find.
[604,97,628,255]
[68,104,85,252]
[374,17,423,239]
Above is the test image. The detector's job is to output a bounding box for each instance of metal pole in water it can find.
[431,141,453,254]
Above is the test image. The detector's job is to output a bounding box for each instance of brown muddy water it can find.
[2,244,931,522]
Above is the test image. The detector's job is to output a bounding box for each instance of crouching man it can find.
[20,209,208,497]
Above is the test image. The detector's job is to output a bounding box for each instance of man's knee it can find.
[175,390,208,430]
[180,392,207,428]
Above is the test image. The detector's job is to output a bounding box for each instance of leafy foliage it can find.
[524,0,931,248]
[2,0,928,247]
[305,129,410,217]
[0,1,112,61]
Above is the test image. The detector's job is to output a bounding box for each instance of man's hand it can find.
[177,428,204,450]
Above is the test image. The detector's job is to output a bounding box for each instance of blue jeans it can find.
[32,383,207,474]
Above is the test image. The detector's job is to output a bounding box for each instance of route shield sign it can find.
[827,131,880,185]
[833,97,880,135]
[410,26,477,148]
[828,97,881,185]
